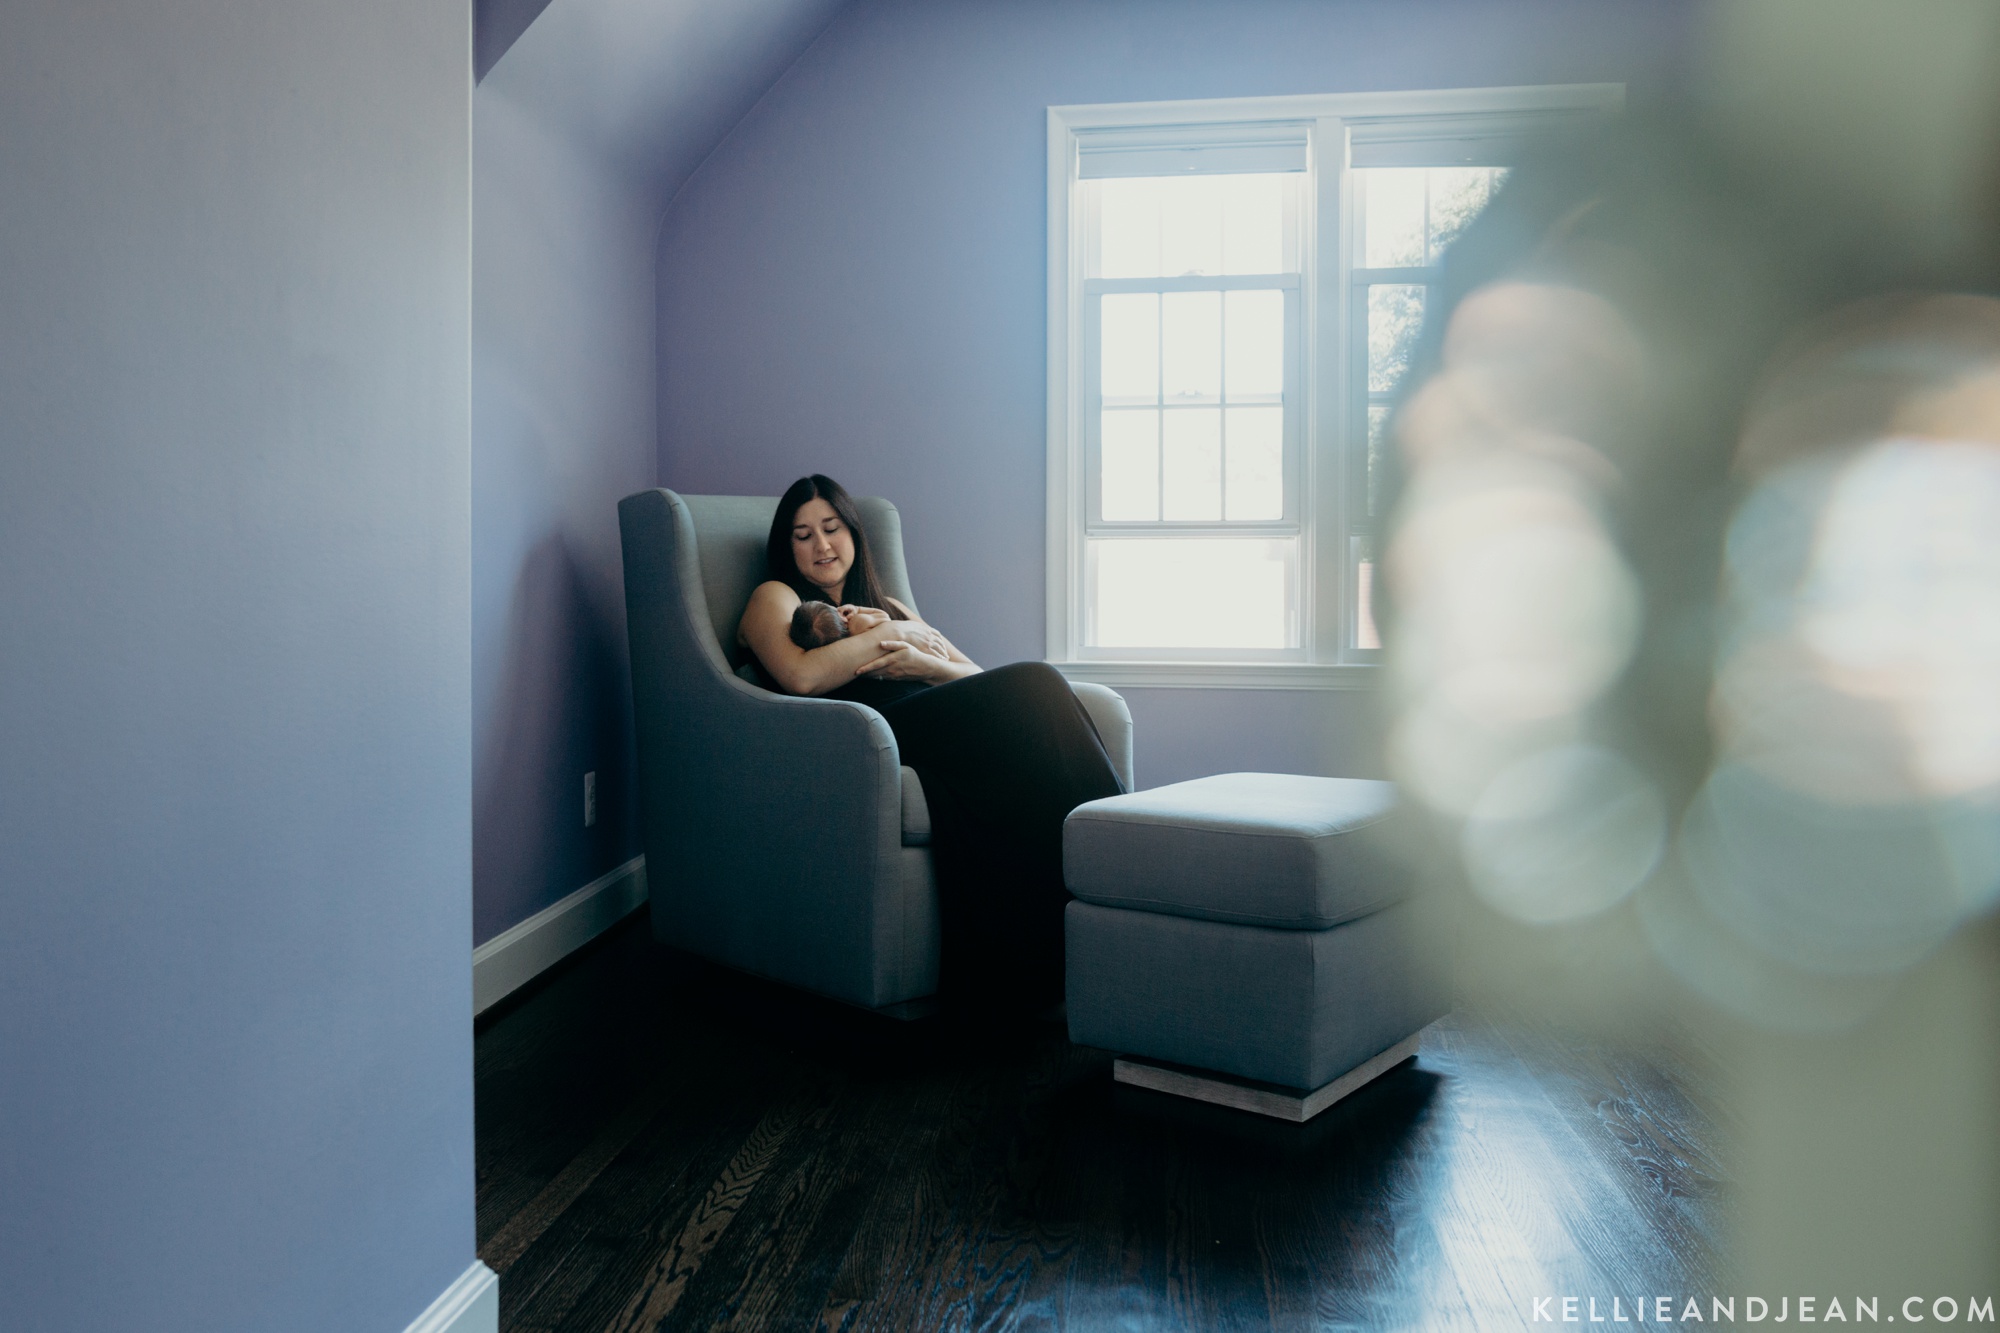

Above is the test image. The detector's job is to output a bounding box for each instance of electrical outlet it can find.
[584,771,597,828]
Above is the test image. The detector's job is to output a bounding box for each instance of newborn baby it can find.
[791,599,938,656]
[789,600,851,650]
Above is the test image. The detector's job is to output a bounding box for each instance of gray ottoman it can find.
[1064,773,1451,1122]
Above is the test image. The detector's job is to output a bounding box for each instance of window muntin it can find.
[1048,89,1621,685]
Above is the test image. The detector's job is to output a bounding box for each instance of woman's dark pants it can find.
[876,662,1125,1011]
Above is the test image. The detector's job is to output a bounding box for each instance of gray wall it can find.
[0,3,475,1329]
[656,0,1694,787]
[472,0,845,943]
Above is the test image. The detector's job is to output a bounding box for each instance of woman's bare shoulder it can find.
[738,580,800,642]
[745,579,801,609]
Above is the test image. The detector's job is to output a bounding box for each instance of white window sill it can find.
[1050,660,1380,691]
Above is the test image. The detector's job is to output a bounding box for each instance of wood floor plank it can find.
[1491,1017,1731,1268]
[913,1041,1097,1333]
[1285,1063,1467,1331]
[474,917,1731,1333]
[1456,1012,1720,1288]
[482,1070,678,1277]
[475,932,682,1247]
[810,1067,966,1331]
[609,1082,826,1332]
[838,1033,1085,1333]
[497,1047,798,1329]
[669,1079,922,1332]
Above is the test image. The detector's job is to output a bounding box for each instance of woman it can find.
[739,475,1124,1010]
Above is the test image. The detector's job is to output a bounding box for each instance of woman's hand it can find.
[892,622,953,658]
[875,599,961,658]
[854,638,960,683]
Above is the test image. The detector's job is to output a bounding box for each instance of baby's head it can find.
[789,600,850,650]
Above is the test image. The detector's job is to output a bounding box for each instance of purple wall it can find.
[473,83,657,947]
[473,0,848,943]
[656,0,1694,787]
[0,2,475,1329]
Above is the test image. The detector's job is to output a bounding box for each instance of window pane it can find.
[1162,291,1221,403]
[1224,289,1284,401]
[1097,177,1161,278]
[1360,166,1508,268]
[1162,409,1221,520]
[1160,176,1224,277]
[1367,402,1390,517]
[1091,538,1294,648]
[1100,293,1159,404]
[1367,284,1426,394]
[1100,409,1159,521]
[1221,173,1286,274]
[1226,406,1283,520]
[1364,168,1426,268]
[1426,166,1507,262]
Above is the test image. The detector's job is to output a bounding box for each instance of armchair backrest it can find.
[676,493,920,670]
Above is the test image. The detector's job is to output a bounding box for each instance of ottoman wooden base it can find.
[1064,772,1451,1110]
[1113,1031,1425,1124]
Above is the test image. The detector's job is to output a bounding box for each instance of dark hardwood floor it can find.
[476,912,1729,1331]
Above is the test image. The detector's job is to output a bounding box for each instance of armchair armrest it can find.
[1069,681,1134,791]
[659,681,913,1002]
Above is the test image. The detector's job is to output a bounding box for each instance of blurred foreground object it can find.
[1382,0,2000,1300]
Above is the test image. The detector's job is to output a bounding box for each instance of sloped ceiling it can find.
[476,0,558,80]
[478,0,851,207]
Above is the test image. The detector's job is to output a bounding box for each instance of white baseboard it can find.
[404,1261,498,1333]
[473,854,648,1015]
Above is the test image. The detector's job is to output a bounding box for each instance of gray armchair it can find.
[618,488,1134,1013]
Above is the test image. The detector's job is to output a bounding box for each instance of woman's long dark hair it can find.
[765,475,906,619]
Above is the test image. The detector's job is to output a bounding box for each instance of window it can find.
[1350,162,1510,651]
[1046,86,1621,688]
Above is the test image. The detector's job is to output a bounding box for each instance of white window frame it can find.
[1045,84,1623,690]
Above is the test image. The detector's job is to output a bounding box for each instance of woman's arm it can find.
[739,581,904,696]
